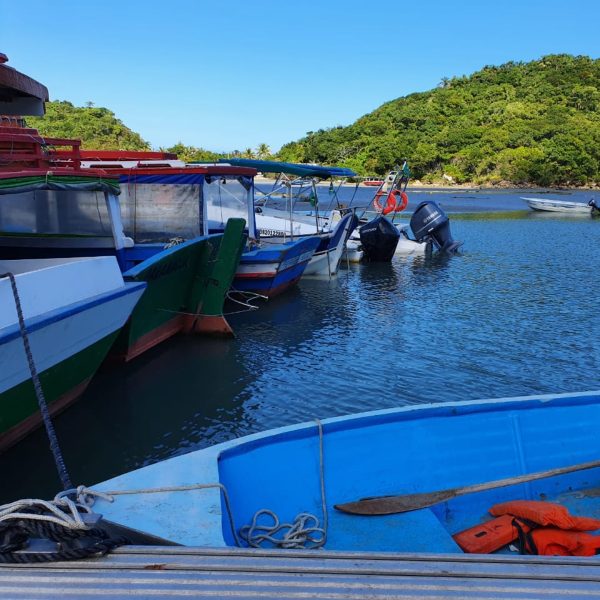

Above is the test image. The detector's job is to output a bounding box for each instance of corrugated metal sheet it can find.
[1,546,600,598]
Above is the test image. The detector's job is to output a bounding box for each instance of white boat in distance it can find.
[522,197,600,214]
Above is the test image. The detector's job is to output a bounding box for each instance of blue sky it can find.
[2,0,599,152]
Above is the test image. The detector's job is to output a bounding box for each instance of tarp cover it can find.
[203,176,255,238]
[220,159,357,179]
[0,189,113,237]
[119,181,203,242]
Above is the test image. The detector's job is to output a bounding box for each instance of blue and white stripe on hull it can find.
[234,237,320,296]
[0,258,146,394]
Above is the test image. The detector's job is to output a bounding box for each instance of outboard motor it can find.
[409,200,462,254]
[359,215,400,262]
[588,199,600,214]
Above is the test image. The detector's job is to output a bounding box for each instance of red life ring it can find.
[392,190,409,212]
[373,190,396,215]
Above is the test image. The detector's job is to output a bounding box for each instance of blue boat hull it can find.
[234,236,320,297]
[93,390,600,553]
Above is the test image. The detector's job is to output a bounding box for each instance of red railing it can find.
[0,123,83,171]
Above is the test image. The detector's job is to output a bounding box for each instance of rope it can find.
[0,488,127,563]
[164,236,185,248]
[239,510,325,549]
[76,483,241,547]
[1,272,72,490]
[238,419,328,550]
[50,420,328,553]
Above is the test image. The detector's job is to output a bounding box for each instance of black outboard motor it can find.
[359,215,400,262]
[410,200,462,254]
[588,199,600,214]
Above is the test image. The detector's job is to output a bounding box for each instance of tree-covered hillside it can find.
[25,101,273,163]
[277,55,600,186]
[27,101,150,150]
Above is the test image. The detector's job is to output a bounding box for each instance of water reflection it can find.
[2,212,600,503]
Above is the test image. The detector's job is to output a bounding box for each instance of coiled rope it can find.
[0,488,127,563]
[1,272,72,490]
[239,419,328,549]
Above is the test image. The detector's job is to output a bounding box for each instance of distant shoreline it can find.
[254,176,599,192]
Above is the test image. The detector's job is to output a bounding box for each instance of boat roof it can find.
[80,150,178,161]
[0,54,49,116]
[81,162,257,179]
[218,158,357,179]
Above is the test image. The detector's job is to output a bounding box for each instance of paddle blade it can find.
[335,489,456,515]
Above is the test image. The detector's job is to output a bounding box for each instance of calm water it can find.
[2,189,600,502]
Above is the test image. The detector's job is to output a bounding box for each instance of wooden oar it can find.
[334,458,600,515]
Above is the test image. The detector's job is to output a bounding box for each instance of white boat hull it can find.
[523,197,594,214]
[0,257,145,394]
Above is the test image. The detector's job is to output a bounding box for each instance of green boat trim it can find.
[112,219,246,361]
[0,331,119,453]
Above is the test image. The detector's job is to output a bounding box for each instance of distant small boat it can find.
[523,197,600,214]
[363,178,384,187]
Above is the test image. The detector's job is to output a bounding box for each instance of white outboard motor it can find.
[409,201,462,254]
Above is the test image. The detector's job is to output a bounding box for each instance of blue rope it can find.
[1,272,72,490]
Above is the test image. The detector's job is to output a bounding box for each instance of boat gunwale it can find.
[215,389,600,459]
[0,280,146,345]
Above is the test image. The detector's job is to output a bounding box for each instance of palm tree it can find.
[256,143,271,159]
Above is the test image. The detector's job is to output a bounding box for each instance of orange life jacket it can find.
[453,514,531,553]
[489,500,600,531]
[525,528,600,556]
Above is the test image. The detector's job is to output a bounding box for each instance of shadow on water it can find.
[0,283,351,502]
[0,333,254,501]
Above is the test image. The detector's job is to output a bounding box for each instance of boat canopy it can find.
[219,158,356,179]
[0,174,119,239]
[0,172,120,195]
[106,170,257,242]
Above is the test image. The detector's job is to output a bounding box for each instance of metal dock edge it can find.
[2,545,600,598]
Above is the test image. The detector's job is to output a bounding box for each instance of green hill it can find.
[26,100,150,151]
[277,55,600,186]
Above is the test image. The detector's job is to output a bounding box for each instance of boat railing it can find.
[0,128,83,171]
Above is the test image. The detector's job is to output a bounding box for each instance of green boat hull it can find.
[113,219,246,361]
[0,331,119,452]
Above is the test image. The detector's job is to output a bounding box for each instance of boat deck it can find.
[2,545,600,598]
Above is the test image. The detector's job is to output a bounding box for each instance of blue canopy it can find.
[219,158,356,179]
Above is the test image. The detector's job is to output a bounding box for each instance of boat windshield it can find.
[202,175,255,238]
[119,182,203,243]
[0,189,113,238]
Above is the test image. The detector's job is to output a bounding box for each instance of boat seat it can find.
[326,507,462,553]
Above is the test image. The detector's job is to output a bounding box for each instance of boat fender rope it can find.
[0,272,72,490]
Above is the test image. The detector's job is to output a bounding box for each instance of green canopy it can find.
[218,158,357,179]
[0,174,120,195]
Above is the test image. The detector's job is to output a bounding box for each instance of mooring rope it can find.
[76,420,328,551]
[75,482,242,547]
[0,488,128,563]
[1,272,72,490]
